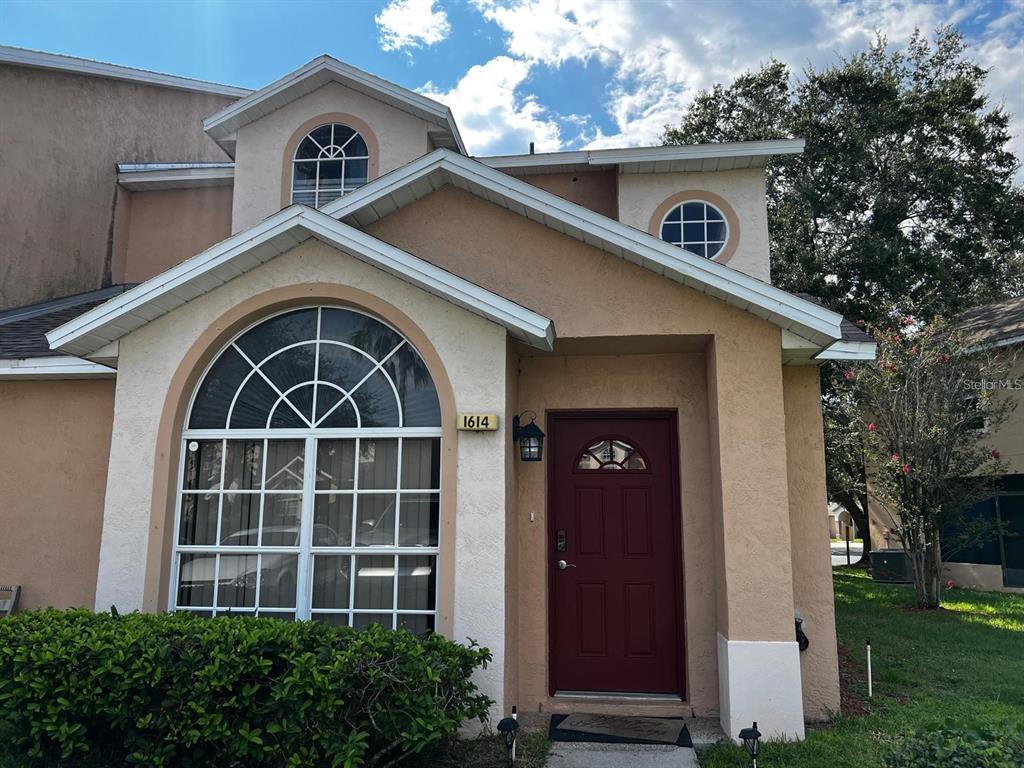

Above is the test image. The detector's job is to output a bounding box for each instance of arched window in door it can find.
[576,438,649,471]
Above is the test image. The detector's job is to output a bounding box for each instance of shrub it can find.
[0,609,492,767]
[884,722,1024,768]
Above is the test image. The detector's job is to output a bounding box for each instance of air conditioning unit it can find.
[871,549,912,583]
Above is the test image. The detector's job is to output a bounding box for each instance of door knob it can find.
[557,560,576,570]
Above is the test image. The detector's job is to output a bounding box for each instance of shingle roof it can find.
[0,285,134,359]
[957,295,1024,347]
[792,293,874,343]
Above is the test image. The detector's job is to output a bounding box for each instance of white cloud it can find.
[376,0,452,52]
[420,56,562,155]
[465,0,1023,173]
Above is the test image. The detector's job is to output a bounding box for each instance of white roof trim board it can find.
[478,139,805,175]
[0,45,250,97]
[0,355,115,380]
[46,206,555,357]
[322,149,857,352]
[203,55,465,157]
[117,163,235,190]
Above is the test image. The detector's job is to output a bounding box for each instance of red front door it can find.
[548,411,683,695]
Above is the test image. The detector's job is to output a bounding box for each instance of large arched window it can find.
[291,123,370,208]
[172,306,441,632]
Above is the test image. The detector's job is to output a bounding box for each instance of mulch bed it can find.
[837,642,870,718]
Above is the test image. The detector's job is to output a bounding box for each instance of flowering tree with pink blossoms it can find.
[849,319,1014,609]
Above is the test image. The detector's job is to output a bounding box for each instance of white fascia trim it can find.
[477,139,805,170]
[0,356,115,379]
[118,162,235,172]
[46,206,553,354]
[323,149,845,345]
[814,340,878,361]
[0,45,250,97]
[117,165,235,189]
[202,56,465,154]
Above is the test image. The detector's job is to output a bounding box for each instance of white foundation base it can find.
[717,633,805,742]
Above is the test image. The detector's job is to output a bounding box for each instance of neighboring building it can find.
[0,47,876,741]
[868,296,1024,592]
[827,503,857,540]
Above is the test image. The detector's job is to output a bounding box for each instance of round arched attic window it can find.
[660,200,729,259]
[292,123,370,208]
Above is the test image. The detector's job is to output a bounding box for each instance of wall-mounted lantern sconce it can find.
[512,411,545,462]
[739,721,761,768]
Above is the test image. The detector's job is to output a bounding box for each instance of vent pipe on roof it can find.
[529,141,534,155]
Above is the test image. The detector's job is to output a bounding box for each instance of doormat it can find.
[548,713,693,748]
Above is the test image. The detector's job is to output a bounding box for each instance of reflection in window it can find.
[174,306,441,630]
[576,439,648,471]
[292,123,369,208]
[660,200,728,259]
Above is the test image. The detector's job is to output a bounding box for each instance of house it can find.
[0,46,876,741]
[867,296,1024,592]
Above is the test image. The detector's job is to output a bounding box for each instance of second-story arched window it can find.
[292,123,370,208]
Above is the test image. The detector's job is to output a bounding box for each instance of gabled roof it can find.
[322,149,866,356]
[46,206,554,357]
[203,55,465,157]
[0,45,250,98]
[479,139,805,176]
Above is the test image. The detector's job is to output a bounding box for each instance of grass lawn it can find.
[699,568,1024,767]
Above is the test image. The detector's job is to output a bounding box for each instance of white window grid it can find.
[291,123,369,209]
[172,306,442,629]
[171,433,442,628]
[660,200,729,259]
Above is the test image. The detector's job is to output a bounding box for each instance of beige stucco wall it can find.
[516,170,618,220]
[230,81,432,233]
[118,187,233,284]
[94,239,510,720]
[367,186,819,727]
[0,64,234,309]
[783,366,841,720]
[984,354,1024,475]
[616,169,772,282]
[0,379,114,610]
[515,351,719,716]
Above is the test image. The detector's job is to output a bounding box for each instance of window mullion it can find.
[295,435,317,620]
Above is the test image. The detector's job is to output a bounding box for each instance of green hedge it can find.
[0,609,492,767]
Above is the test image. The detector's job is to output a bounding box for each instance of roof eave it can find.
[0,45,250,98]
[46,206,554,356]
[202,57,464,157]
[322,149,846,347]
[813,340,878,361]
[0,355,116,380]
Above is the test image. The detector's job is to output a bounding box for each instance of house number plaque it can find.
[458,413,499,431]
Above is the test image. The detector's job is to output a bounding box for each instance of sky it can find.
[1,0,1022,168]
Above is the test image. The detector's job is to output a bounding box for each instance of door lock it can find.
[557,560,576,570]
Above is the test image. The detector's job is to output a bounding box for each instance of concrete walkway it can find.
[548,742,700,768]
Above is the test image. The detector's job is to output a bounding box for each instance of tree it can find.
[848,320,1013,608]
[664,27,1024,549]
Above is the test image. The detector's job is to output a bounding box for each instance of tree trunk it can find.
[908,533,942,609]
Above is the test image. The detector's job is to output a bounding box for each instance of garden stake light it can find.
[866,638,873,697]
[497,716,519,767]
[738,721,761,768]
